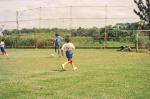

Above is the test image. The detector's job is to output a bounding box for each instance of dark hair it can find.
[1,39,4,41]
[65,38,70,43]
[55,34,59,36]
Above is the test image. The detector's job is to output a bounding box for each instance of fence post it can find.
[69,6,73,29]
[39,7,42,29]
[104,5,107,49]
[16,11,19,30]
[136,32,139,52]
[15,11,19,48]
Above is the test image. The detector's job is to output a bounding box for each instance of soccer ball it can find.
[51,54,54,57]
[74,67,77,70]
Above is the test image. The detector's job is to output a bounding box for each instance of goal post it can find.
[136,30,150,52]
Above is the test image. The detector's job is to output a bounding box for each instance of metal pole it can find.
[69,6,73,29]
[136,32,139,52]
[104,5,107,49]
[16,11,19,30]
[68,6,73,40]
[35,7,42,48]
[15,11,19,48]
[39,7,42,29]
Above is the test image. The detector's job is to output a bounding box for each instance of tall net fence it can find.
[1,5,146,49]
[136,30,150,51]
[17,6,139,29]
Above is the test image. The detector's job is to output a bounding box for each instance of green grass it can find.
[0,49,150,99]
[106,41,134,47]
[72,37,135,47]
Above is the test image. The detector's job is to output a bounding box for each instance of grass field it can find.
[0,49,150,99]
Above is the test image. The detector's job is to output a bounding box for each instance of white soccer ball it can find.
[74,67,77,70]
[51,54,54,57]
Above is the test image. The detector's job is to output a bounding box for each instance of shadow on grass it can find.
[0,56,9,60]
[31,69,67,78]
[31,72,51,77]
[52,69,66,72]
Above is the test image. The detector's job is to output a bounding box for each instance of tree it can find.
[134,0,150,28]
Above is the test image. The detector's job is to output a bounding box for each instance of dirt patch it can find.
[128,52,150,56]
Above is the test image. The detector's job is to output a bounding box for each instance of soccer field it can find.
[0,49,150,99]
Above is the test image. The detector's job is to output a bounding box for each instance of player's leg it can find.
[61,61,68,70]
[0,47,2,55]
[61,51,70,69]
[68,59,77,70]
[0,47,5,55]
[57,48,60,56]
[61,58,70,69]
[61,51,77,70]
[0,50,2,55]
[67,51,77,70]
[2,48,8,56]
[55,46,57,53]
[4,51,8,56]
[55,45,61,56]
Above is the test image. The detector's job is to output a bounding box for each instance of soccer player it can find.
[61,38,77,71]
[54,33,61,56]
[0,39,8,56]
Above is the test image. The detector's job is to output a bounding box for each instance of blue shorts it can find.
[55,43,60,49]
[66,51,73,60]
[0,47,5,52]
[55,45,60,49]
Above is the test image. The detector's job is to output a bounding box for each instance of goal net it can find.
[136,30,150,51]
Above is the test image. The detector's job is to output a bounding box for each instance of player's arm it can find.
[60,36,64,40]
[71,43,75,49]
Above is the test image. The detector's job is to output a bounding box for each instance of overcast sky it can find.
[0,0,140,29]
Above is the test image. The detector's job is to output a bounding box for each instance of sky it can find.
[0,0,140,29]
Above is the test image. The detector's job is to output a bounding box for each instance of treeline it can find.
[2,28,71,35]
[3,21,149,36]
[0,22,149,47]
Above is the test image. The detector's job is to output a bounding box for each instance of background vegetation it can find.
[0,22,150,48]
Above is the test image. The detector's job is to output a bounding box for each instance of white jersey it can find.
[0,41,5,48]
[61,43,75,51]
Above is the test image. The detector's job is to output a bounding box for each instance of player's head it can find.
[55,33,59,37]
[1,39,4,41]
[65,38,70,43]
